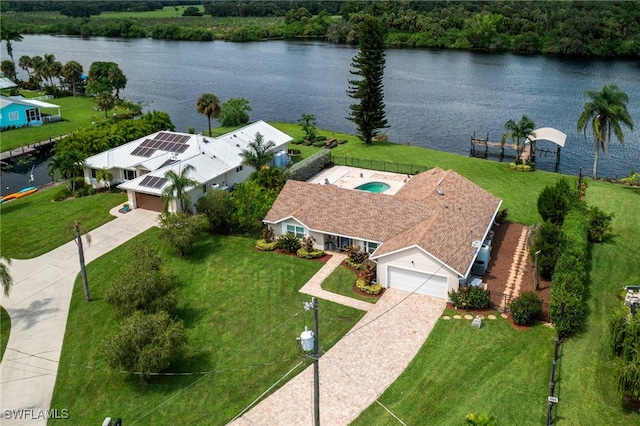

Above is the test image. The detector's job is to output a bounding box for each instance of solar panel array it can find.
[139,175,167,189]
[131,132,191,157]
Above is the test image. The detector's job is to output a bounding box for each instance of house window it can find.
[124,170,136,180]
[26,109,39,122]
[365,241,379,254]
[286,224,305,239]
[8,111,19,121]
[91,168,98,178]
[236,165,243,172]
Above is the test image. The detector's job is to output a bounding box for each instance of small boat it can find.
[1,186,38,203]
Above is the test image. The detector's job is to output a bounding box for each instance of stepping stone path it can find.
[442,316,450,320]
[464,314,473,320]
[501,227,530,311]
[501,313,509,319]
[453,315,462,319]
[488,314,497,320]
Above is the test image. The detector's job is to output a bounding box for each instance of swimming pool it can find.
[355,182,390,193]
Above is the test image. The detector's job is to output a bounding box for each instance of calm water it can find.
[2,35,640,192]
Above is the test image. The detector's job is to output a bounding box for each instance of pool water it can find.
[355,182,390,193]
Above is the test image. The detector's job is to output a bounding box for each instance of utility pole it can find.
[312,296,320,426]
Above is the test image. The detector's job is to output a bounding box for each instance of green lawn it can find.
[0,187,127,259]
[49,231,364,425]
[321,264,377,304]
[354,310,555,425]
[1,95,116,153]
[0,306,10,362]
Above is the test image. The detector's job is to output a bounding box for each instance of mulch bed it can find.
[254,246,333,263]
[483,220,551,321]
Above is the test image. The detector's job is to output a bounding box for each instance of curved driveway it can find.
[0,206,158,425]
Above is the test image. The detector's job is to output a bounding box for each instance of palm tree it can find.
[0,25,23,67]
[95,91,116,118]
[31,55,45,87]
[48,150,86,192]
[61,60,83,97]
[64,221,92,302]
[42,53,62,87]
[0,255,13,297]
[161,164,198,213]
[18,55,33,79]
[1,60,16,80]
[196,93,222,137]
[501,115,536,164]
[577,85,635,179]
[96,168,113,189]
[240,132,276,170]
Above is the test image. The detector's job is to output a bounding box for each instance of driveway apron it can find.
[0,207,158,425]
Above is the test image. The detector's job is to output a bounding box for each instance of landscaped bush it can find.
[495,208,509,224]
[550,286,587,337]
[276,233,301,254]
[449,285,491,310]
[529,221,565,279]
[509,162,533,172]
[509,291,543,325]
[343,244,368,266]
[196,189,234,234]
[355,277,383,295]
[158,212,208,256]
[296,236,324,258]
[587,206,614,243]
[285,149,332,182]
[537,177,580,225]
[52,186,71,201]
[255,239,277,251]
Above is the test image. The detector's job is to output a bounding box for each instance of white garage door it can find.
[388,266,449,299]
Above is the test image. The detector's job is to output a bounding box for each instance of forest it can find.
[1,1,639,57]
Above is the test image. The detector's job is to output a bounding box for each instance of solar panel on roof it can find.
[178,135,190,144]
[159,141,171,150]
[152,177,167,188]
[176,144,189,153]
[131,146,146,156]
[139,175,154,187]
[157,132,170,140]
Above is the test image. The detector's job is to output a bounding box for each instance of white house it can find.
[263,168,502,300]
[84,121,292,212]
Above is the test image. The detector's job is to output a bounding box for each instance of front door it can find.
[339,237,352,250]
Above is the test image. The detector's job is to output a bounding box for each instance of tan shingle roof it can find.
[264,168,501,276]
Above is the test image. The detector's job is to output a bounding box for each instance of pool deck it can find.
[307,166,409,195]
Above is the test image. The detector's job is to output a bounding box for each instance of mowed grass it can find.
[553,182,640,425]
[321,264,377,304]
[0,187,126,259]
[0,306,10,362]
[49,231,364,425]
[353,310,555,425]
[1,95,115,152]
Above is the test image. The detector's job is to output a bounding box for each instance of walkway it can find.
[500,226,530,310]
[231,258,446,425]
[0,205,158,425]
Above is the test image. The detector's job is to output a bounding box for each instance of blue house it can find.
[0,95,61,130]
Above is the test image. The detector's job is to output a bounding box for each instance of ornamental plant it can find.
[509,291,543,325]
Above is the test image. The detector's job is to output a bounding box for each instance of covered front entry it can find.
[135,192,163,212]
[387,266,449,299]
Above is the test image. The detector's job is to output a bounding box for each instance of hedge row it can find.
[285,149,332,182]
[550,209,590,337]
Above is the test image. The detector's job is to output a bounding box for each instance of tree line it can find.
[2,1,639,57]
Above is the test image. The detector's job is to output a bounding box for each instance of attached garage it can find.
[387,266,449,299]
[135,192,163,212]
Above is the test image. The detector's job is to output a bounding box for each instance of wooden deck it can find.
[470,138,531,163]
[0,136,64,163]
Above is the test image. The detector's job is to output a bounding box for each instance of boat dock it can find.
[470,132,561,170]
[0,135,65,164]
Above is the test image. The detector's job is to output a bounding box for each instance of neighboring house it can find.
[264,168,502,300]
[83,120,291,212]
[0,95,61,130]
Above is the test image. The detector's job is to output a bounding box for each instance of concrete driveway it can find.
[0,206,158,425]
[231,288,446,426]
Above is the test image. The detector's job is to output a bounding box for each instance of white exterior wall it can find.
[376,246,459,293]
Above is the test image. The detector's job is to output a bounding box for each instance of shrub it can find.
[218,97,251,127]
[101,310,186,382]
[262,225,275,243]
[587,206,613,243]
[356,277,382,295]
[537,177,581,225]
[550,286,587,337]
[255,239,277,251]
[495,208,508,224]
[196,189,234,234]
[529,221,565,279]
[296,248,325,259]
[449,285,491,310]
[276,233,301,254]
[312,140,326,147]
[509,291,543,325]
[509,162,533,172]
[343,244,368,265]
[158,212,208,256]
[285,149,332,182]
[52,186,71,201]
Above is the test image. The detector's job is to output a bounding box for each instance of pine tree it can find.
[347,15,388,145]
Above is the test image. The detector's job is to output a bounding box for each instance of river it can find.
[2,35,640,191]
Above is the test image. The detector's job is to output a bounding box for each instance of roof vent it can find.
[437,188,445,195]
[236,144,240,147]
[437,178,445,186]
[203,139,209,144]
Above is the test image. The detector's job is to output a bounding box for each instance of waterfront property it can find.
[264,167,502,299]
[0,95,61,130]
[84,120,291,212]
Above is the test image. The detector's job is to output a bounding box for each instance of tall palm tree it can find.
[64,221,92,302]
[61,60,83,96]
[0,255,13,297]
[0,25,23,67]
[31,55,45,87]
[162,164,198,213]
[501,115,536,164]
[96,168,113,189]
[48,150,86,192]
[240,132,276,170]
[577,85,635,179]
[196,93,221,137]
[18,55,33,79]
[42,53,62,87]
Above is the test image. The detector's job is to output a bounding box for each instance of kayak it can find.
[1,186,38,203]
